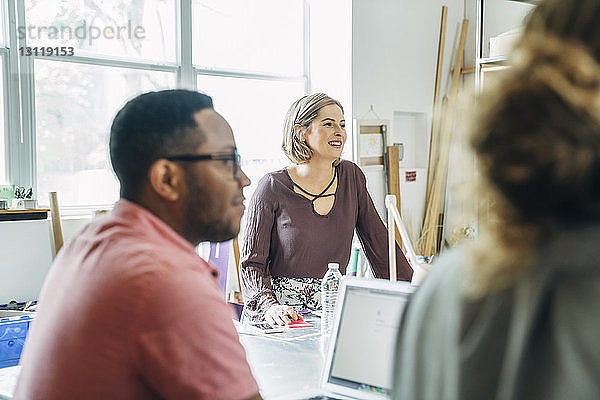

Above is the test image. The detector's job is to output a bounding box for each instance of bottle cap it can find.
[328,262,340,269]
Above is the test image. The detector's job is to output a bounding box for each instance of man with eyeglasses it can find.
[14,90,262,400]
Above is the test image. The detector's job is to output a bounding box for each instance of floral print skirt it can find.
[271,276,322,310]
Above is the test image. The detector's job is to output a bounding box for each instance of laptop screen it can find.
[325,280,413,397]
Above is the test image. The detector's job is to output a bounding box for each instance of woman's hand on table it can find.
[265,304,301,325]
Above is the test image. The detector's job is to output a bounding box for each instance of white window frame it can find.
[2,0,309,214]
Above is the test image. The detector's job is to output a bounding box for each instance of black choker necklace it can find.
[292,167,337,201]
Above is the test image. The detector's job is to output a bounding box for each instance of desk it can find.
[0,366,18,400]
[0,318,324,400]
[238,317,325,399]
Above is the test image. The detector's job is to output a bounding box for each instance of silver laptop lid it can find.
[321,277,414,399]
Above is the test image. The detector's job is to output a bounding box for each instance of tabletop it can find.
[237,316,326,399]
[0,366,18,400]
[0,317,326,400]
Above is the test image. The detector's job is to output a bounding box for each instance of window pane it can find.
[24,0,176,62]
[482,0,534,58]
[0,58,5,184]
[193,0,304,75]
[196,74,305,206]
[0,2,5,46]
[35,60,175,207]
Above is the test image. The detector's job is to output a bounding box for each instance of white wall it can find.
[353,0,465,244]
[0,216,91,304]
[309,0,353,158]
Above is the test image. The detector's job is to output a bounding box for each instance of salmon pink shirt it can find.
[14,200,258,400]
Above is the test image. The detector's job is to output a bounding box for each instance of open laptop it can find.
[281,277,414,400]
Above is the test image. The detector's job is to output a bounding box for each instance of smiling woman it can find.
[240,93,414,325]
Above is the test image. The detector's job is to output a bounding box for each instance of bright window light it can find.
[25,0,176,62]
[35,60,175,207]
[197,74,305,201]
[0,3,5,47]
[0,57,5,185]
[192,0,304,75]
[1,0,314,212]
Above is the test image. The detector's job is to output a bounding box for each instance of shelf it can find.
[478,56,508,65]
[0,209,50,222]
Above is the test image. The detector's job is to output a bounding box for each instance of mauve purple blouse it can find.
[240,160,413,320]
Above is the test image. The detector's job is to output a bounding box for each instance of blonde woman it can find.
[394,0,600,398]
[241,93,412,325]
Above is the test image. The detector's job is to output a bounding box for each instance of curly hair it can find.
[465,1,600,296]
[475,36,600,226]
[524,0,600,64]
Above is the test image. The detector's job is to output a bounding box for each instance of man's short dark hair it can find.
[110,89,214,200]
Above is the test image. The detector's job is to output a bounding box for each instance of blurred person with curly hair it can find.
[393,0,600,399]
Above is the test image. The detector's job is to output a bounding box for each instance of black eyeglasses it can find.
[165,151,243,180]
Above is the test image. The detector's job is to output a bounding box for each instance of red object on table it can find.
[286,320,312,328]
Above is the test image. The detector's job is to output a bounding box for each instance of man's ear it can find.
[147,159,183,202]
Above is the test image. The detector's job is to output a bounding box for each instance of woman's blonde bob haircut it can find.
[281,93,344,165]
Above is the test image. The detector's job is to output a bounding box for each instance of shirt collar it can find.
[112,199,197,254]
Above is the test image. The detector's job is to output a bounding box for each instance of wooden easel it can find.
[420,18,470,257]
[386,145,402,249]
[425,6,447,210]
[49,191,64,256]
[229,237,243,303]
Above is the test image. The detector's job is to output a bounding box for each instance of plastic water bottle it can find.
[321,262,343,342]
